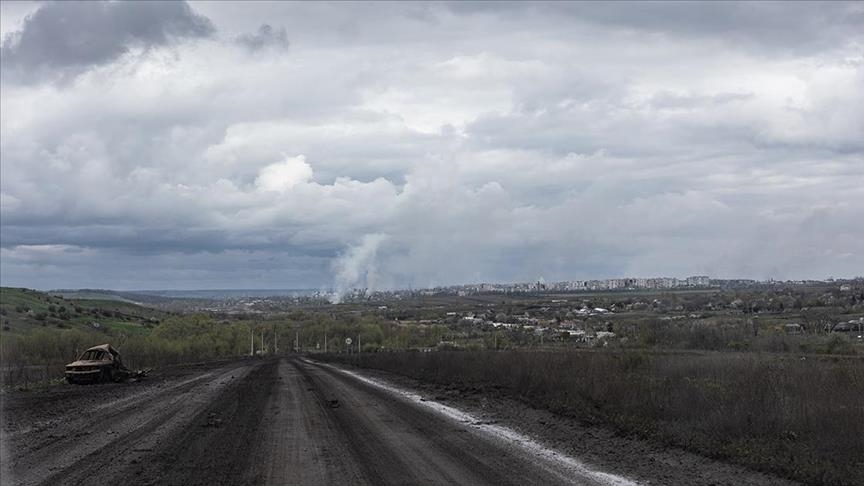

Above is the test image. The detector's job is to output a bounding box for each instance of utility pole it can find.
[358,334,361,354]
[324,330,327,353]
[295,329,299,353]
[274,325,278,354]
[261,329,264,354]
[250,328,254,356]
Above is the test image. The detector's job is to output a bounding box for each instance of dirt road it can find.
[1,357,637,486]
[1,357,794,486]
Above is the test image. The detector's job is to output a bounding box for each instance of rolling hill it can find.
[0,287,167,337]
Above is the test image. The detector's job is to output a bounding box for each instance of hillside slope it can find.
[0,287,166,337]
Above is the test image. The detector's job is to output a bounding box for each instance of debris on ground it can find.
[64,344,151,384]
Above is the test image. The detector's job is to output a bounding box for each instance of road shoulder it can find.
[319,359,799,486]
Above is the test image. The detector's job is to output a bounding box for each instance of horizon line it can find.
[2,274,858,294]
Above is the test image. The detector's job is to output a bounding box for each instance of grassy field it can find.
[0,287,163,335]
[0,288,251,387]
[322,350,864,486]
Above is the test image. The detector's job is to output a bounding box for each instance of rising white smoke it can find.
[329,233,388,303]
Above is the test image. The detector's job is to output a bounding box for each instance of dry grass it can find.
[324,350,864,485]
[0,317,252,388]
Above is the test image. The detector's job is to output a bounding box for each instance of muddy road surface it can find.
[2,357,794,486]
[2,357,635,486]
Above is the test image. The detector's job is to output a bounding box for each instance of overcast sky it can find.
[1,1,862,291]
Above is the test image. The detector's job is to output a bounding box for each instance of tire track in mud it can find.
[253,359,367,485]
[8,361,257,486]
[10,371,220,445]
[124,358,279,486]
[7,357,637,486]
[291,358,500,485]
[306,359,638,486]
[123,358,369,486]
[291,358,628,486]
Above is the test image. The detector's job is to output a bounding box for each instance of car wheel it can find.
[101,368,113,383]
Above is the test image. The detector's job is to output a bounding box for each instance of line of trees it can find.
[0,312,451,387]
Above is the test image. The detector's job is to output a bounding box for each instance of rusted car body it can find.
[65,344,131,384]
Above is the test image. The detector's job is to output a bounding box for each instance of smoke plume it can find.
[329,234,388,303]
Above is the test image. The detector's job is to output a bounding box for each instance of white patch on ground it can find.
[312,360,641,486]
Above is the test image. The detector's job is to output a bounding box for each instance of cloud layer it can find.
[1,1,862,290]
[1,0,213,81]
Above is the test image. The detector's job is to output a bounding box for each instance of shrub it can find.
[822,334,855,355]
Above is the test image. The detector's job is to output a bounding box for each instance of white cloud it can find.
[1,2,862,289]
[255,155,313,192]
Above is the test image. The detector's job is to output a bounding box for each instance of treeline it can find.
[266,312,448,354]
[621,317,860,354]
[0,312,449,387]
[0,315,252,387]
[322,350,864,486]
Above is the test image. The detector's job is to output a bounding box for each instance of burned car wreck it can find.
[65,344,131,384]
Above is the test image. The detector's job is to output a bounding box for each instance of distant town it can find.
[50,275,860,315]
[338,275,859,300]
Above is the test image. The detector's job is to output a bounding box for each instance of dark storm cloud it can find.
[1,2,862,290]
[446,1,863,55]
[0,246,335,291]
[0,223,341,258]
[236,24,289,52]
[1,0,214,80]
